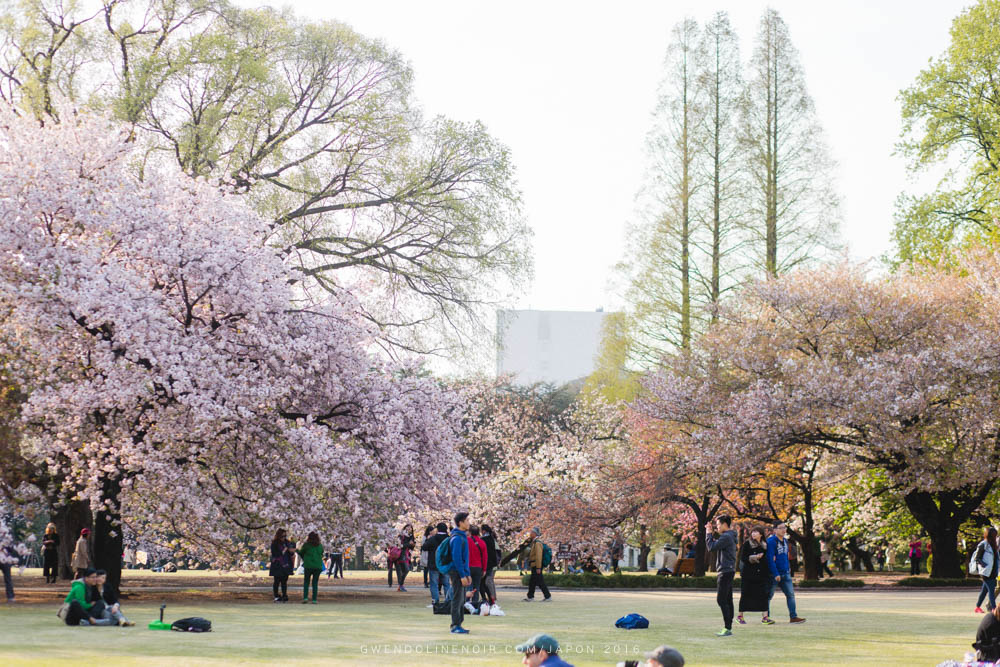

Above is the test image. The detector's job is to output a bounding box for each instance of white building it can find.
[496,309,610,386]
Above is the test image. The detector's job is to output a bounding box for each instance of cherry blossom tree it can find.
[0,108,468,592]
[639,261,1000,578]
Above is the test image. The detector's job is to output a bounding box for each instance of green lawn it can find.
[0,588,977,665]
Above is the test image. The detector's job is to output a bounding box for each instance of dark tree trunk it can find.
[92,476,123,596]
[845,536,874,572]
[637,523,650,572]
[905,483,993,579]
[51,499,91,580]
[670,493,723,577]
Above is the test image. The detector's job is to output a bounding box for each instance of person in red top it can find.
[467,525,488,613]
[908,537,923,575]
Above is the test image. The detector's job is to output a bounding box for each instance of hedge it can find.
[521,573,717,589]
[520,573,869,589]
[798,578,865,588]
[895,576,981,587]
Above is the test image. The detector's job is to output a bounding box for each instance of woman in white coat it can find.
[973,526,999,614]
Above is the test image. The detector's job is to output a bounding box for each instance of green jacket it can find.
[64,580,93,610]
[298,542,324,570]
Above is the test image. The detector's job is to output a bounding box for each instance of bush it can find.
[896,576,980,587]
[798,578,865,588]
[522,572,717,589]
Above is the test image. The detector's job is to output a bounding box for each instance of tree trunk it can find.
[637,523,650,572]
[904,484,993,579]
[845,536,874,572]
[93,476,123,596]
[51,499,91,580]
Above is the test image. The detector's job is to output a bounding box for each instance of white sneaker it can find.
[490,604,505,616]
[463,602,476,614]
[426,604,434,608]
[480,603,490,616]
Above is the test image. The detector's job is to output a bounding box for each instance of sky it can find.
[248,0,968,312]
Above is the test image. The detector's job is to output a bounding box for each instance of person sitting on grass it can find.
[62,568,131,626]
[89,569,134,626]
[643,645,684,667]
[515,633,574,667]
[975,604,1000,661]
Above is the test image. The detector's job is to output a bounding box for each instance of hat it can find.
[516,634,559,654]
[80,528,90,536]
[531,527,541,535]
[645,645,685,667]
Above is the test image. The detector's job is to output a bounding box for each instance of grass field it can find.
[0,574,980,666]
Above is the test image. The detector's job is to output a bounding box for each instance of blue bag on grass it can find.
[615,613,649,629]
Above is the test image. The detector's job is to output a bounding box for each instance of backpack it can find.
[615,613,649,630]
[436,535,456,574]
[541,542,553,568]
[388,546,402,563]
[171,617,212,632]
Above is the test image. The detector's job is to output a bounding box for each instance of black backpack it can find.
[171,617,212,632]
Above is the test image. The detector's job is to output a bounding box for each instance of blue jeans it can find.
[978,577,998,610]
[428,569,451,604]
[768,572,797,619]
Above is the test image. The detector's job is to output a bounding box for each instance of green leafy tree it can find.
[895,0,1000,265]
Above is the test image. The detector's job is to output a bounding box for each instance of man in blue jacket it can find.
[765,522,806,624]
[448,512,472,634]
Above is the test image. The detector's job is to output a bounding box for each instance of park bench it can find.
[674,558,696,576]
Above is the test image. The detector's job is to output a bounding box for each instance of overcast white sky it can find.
[260,0,967,312]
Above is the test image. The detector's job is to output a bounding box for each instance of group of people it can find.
[707,516,806,637]
[269,529,325,603]
[60,567,134,626]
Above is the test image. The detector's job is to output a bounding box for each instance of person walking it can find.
[446,512,472,634]
[973,526,1000,614]
[71,528,91,579]
[819,539,834,578]
[765,522,806,624]
[467,525,488,613]
[707,515,738,636]
[41,523,59,584]
[298,532,324,604]
[609,533,624,574]
[523,527,551,602]
[1,543,15,603]
[908,537,923,575]
[269,528,292,602]
[736,526,774,626]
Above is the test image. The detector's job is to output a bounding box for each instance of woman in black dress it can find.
[269,528,292,602]
[737,526,774,625]
[42,523,59,584]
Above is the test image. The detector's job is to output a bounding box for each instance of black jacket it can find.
[976,613,1000,660]
[481,533,499,570]
[422,533,447,569]
[739,540,768,581]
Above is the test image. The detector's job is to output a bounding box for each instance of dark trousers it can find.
[469,566,483,607]
[820,560,834,577]
[1,563,12,600]
[910,556,921,575]
[328,555,343,578]
[303,567,321,601]
[272,574,288,600]
[388,560,408,586]
[449,570,465,628]
[423,565,429,586]
[527,567,550,600]
[43,551,58,582]
[717,570,735,630]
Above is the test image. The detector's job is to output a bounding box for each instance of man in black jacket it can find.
[707,515,738,637]
[422,522,450,605]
